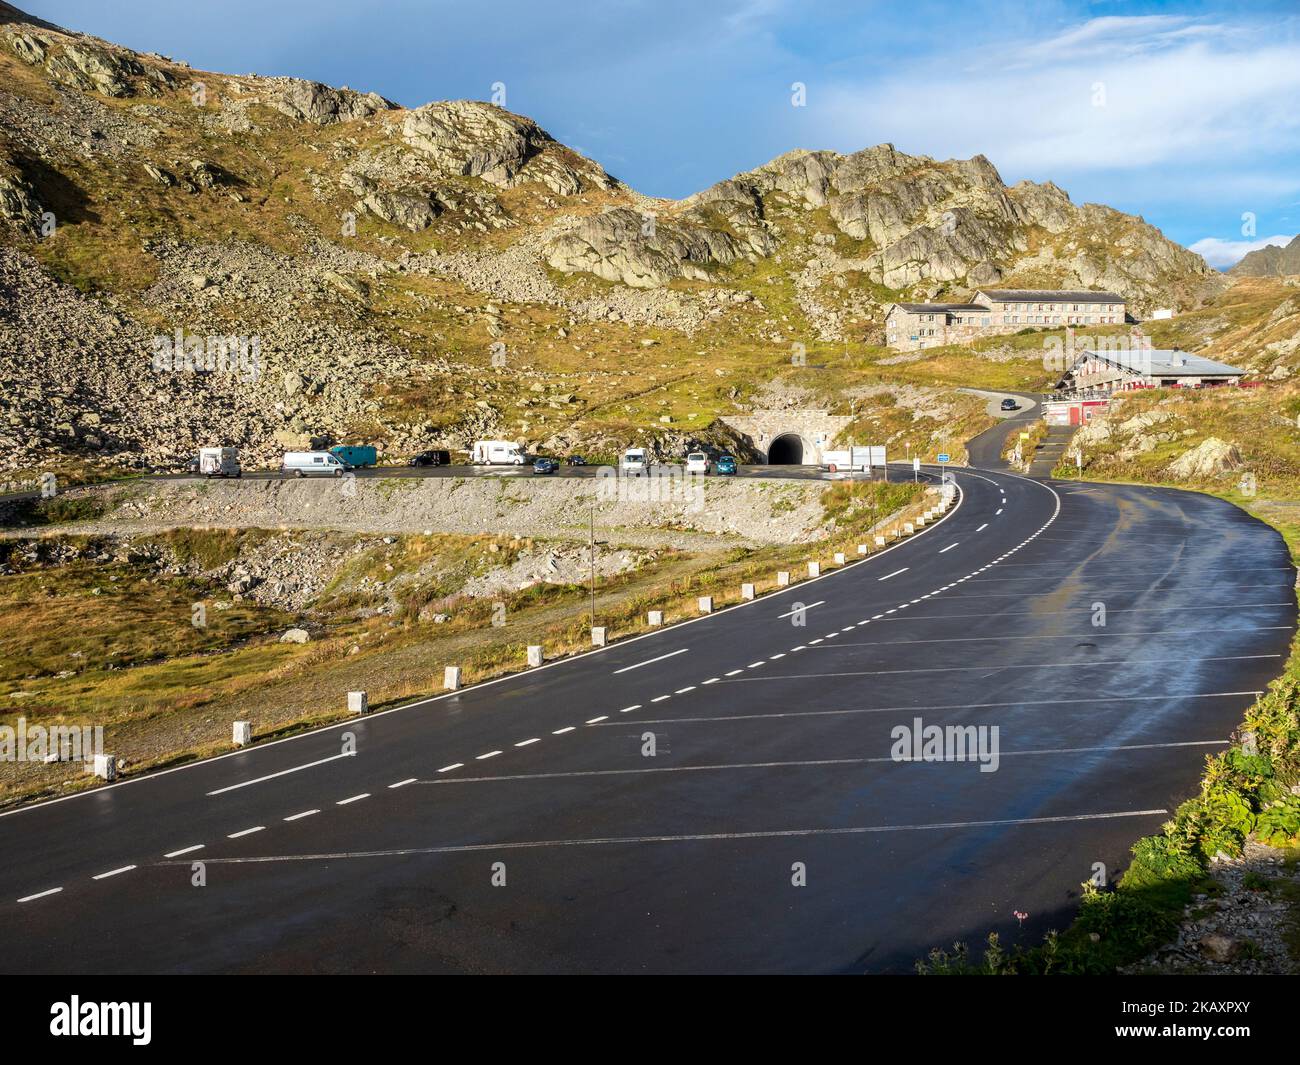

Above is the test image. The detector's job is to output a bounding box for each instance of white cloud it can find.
[1188,234,1296,269]
[814,15,1300,175]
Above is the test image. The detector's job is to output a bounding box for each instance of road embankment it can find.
[4,474,833,548]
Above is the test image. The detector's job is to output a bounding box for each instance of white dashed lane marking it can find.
[91,865,136,881]
[164,844,204,858]
[228,826,264,839]
[17,887,62,903]
[284,809,319,821]
[878,568,908,581]
[337,793,370,805]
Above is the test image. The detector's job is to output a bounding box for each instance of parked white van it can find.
[282,451,348,477]
[620,448,648,476]
[685,451,710,475]
[471,439,526,465]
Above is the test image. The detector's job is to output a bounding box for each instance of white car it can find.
[685,452,710,474]
[620,448,648,477]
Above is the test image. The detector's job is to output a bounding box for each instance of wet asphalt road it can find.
[2,435,1293,972]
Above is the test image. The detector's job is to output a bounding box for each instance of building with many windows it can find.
[884,289,1127,349]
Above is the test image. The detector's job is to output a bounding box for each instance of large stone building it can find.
[884,289,1127,349]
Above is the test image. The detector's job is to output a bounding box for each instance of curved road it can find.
[1,447,1293,972]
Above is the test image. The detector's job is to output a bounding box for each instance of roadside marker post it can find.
[591,626,607,647]
[697,596,713,615]
[741,583,755,600]
[527,645,544,668]
[647,610,663,626]
[232,721,252,747]
[444,666,462,690]
[777,571,790,587]
[347,691,369,715]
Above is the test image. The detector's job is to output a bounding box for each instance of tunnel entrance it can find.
[767,433,805,464]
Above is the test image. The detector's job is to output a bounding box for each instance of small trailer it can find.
[197,447,241,478]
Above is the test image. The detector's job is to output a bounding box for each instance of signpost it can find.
[912,456,920,482]
[937,452,950,484]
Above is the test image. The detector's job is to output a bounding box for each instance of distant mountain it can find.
[1229,234,1300,277]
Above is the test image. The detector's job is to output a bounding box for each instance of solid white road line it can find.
[187,809,1170,864]
[721,653,1281,680]
[808,626,1293,648]
[228,826,265,838]
[164,844,204,858]
[284,809,319,821]
[91,865,136,880]
[612,647,688,674]
[427,742,1225,784]
[17,887,62,902]
[337,793,370,805]
[619,690,1264,725]
[207,751,355,796]
[878,568,908,581]
[777,600,824,619]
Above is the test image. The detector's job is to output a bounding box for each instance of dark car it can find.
[566,455,587,466]
[409,449,451,467]
[715,454,738,475]
[532,457,559,475]
[1000,398,1018,411]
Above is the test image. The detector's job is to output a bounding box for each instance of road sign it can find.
[912,457,920,471]
[936,453,950,463]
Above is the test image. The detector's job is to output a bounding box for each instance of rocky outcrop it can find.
[545,206,757,287]
[401,100,612,195]
[1166,436,1243,479]
[265,77,394,124]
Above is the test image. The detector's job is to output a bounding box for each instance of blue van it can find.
[329,445,378,468]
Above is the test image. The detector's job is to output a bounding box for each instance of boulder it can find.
[1167,437,1243,480]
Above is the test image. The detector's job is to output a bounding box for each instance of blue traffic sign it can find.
[937,453,950,463]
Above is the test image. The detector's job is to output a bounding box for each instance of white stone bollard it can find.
[834,552,846,565]
[741,583,755,600]
[347,690,369,715]
[527,645,544,667]
[916,515,927,527]
[93,754,116,782]
[647,610,663,626]
[444,665,462,690]
[808,562,820,578]
[698,596,713,614]
[874,535,886,548]
[777,571,790,587]
[592,626,607,647]
[857,544,868,555]
[903,522,915,535]
[232,721,252,747]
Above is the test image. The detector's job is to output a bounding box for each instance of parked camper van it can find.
[329,445,377,468]
[281,451,348,477]
[620,448,648,477]
[471,440,526,465]
[196,446,241,479]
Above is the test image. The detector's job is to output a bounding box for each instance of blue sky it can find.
[24,0,1300,266]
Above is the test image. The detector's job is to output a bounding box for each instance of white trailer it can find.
[198,446,241,478]
[821,446,885,473]
[471,440,526,465]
